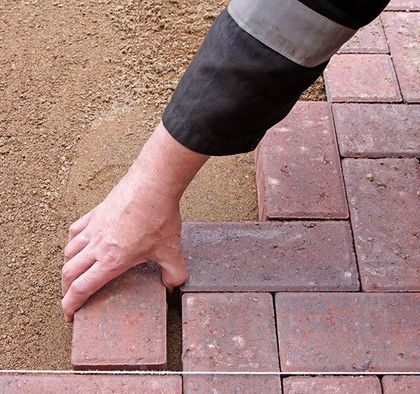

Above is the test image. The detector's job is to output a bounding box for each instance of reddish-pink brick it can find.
[276,293,420,372]
[338,18,388,54]
[0,374,182,394]
[182,293,279,372]
[382,12,420,102]
[382,376,420,393]
[71,264,167,370]
[386,0,420,11]
[181,221,359,292]
[256,101,348,219]
[342,159,420,291]
[324,54,401,102]
[184,375,281,394]
[283,376,382,394]
[332,103,420,158]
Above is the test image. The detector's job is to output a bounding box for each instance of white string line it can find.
[0,370,419,376]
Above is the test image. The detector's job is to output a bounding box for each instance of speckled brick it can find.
[338,18,388,54]
[386,0,420,11]
[332,103,420,158]
[184,375,281,394]
[324,54,401,102]
[71,264,167,370]
[283,376,382,394]
[181,221,359,292]
[182,293,279,372]
[0,374,182,394]
[276,293,420,372]
[342,159,420,291]
[256,101,348,219]
[382,12,420,102]
[382,375,420,393]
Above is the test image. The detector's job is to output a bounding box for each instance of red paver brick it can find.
[256,101,348,219]
[283,376,381,394]
[338,18,388,54]
[275,293,420,372]
[71,264,167,370]
[182,293,279,372]
[382,12,420,102]
[324,54,402,102]
[342,158,420,291]
[332,103,420,158]
[184,375,281,393]
[181,221,359,292]
[382,375,420,393]
[0,374,182,394]
[386,0,420,11]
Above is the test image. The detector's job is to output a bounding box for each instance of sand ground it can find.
[0,0,324,369]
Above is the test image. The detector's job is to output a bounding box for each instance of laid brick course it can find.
[0,374,182,394]
[71,264,167,370]
[342,158,420,291]
[283,376,382,394]
[184,375,281,394]
[338,18,388,54]
[182,293,279,372]
[382,12,420,102]
[256,101,348,219]
[275,293,420,372]
[332,103,420,158]
[382,375,420,393]
[386,0,420,11]
[324,54,401,102]
[181,221,359,292]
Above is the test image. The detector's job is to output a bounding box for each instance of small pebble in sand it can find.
[366,173,374,181]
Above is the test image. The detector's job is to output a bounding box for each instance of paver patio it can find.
[4,7,418,393]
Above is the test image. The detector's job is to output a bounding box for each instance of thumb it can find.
[156,249,189,289]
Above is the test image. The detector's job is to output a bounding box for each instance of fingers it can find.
[61,259,129,322]
[61,248,96,296]
[64,231,89,263]
[157,250,189,289]
[68,211,92,241]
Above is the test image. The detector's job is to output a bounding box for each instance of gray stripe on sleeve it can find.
[227,0,356,67]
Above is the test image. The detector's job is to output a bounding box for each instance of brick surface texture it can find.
[283,376,382,394]
[332,103,420,158]
[324,54,401,102]
[181,221,359,292]
[382,12,420,102]
[71,264,167,370]
[276,293,420,372]
[182,293,279,372]
[338,18,388,54]
[382,375,420,393]
[256,101,348,219]
[386,0,420,11]
[184,375,281,394]
[342,158,420,291]
[0,374,182,394]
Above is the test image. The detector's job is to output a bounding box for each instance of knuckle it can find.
[68,223,78,237]
[100,246,123,269]
[70,280,86,297]
[61,265,73,283]
[63,246,72,260]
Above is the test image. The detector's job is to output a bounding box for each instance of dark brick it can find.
[324,54,401,102]
[382,12,420,102]
[0,374,182,393]
[382,375,420,393]
[184,375,281,394]
[332,103,420,158]
[338,18,388,54]
[342,158,420,291]
[276,293,420,372]
[181,221,359,292]
[283,376,381,394]
[182,293,279,372]
[71,264,167,370]
[256,101,348,219]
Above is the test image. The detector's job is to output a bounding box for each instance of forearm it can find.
[126,121,209,203]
